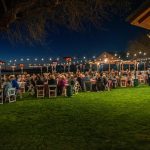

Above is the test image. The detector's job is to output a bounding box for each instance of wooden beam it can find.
[1,0,7,12]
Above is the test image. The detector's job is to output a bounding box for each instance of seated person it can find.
[68,75,76,87]
[48,75,57,92]
[36,76,44,85]
[57,75,66,96]
[96,74,105,91]
[3,77,12,97]
[48,75,57,85]
[10,75,19,90]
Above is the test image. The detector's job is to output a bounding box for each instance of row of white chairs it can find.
[36,82,81,98]
[0,82,81,104]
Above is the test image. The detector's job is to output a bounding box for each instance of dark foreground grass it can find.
[0,86,150,150]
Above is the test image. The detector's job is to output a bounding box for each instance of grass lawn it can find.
[0,86,150,150]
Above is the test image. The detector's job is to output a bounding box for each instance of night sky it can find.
[0,3,148,61]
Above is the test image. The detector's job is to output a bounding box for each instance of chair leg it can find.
[0,98,3,104]
[9,97,11,103]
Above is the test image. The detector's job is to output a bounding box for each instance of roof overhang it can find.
[127,1,150,30]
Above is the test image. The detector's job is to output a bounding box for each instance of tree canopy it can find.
[0,0,145,42]
[127,34,150,58]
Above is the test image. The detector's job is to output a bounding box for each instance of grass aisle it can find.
[0,86,150,150]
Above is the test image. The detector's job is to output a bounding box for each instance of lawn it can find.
[0,86,150,150]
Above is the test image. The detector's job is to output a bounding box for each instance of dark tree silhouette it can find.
[127,34,150,58]
[0,0,145,43]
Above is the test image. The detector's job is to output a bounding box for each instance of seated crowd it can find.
[0,70,150,103]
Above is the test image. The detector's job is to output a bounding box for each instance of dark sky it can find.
[0,3,148,61]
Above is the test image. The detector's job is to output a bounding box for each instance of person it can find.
[48,75,57,95]
[96,74,105,91]
[83,73,91,91]
[36,76,44,85]
[57,75,66,96]
[148,71,150,86]
[3,76,12,98]
[10,75,19,90]
[77,73,84,91]
[48,75,57,85]
[68,75,75,87]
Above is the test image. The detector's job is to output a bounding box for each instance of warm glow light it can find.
[104,58,108,62]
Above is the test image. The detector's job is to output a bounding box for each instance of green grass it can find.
[0,86,150,150]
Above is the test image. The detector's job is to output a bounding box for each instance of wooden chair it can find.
[36,85,45,98]
[120,79,127,87]
[5,88,16,103]
[48,85,57,98]
[0,89,3,104]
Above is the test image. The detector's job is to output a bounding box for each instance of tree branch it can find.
[1,0,7,12]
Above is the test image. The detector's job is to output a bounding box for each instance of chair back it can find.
[7,88,16,96]
[48,85,57,88]
[48,85,57,98]
[0,89,3,104]
[36,85,45,98]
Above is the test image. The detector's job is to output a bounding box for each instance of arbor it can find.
[0,0,144,42]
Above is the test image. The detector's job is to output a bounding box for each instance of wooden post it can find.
[129,64,130,71]
[137,63,139,71]
[144,63,146,71]
[122,63,124,71]
[119,63,121,72]
[109,63,110,72]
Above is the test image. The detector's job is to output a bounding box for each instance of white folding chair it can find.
[120,79,127,87]
[48,85,57,98]
[0,89,3,104]
[5,88,16,103]
[19,82,26,93]
[36,85,45,98]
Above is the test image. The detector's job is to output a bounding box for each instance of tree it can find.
[127,34,150,58]
[0,0,144,43]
